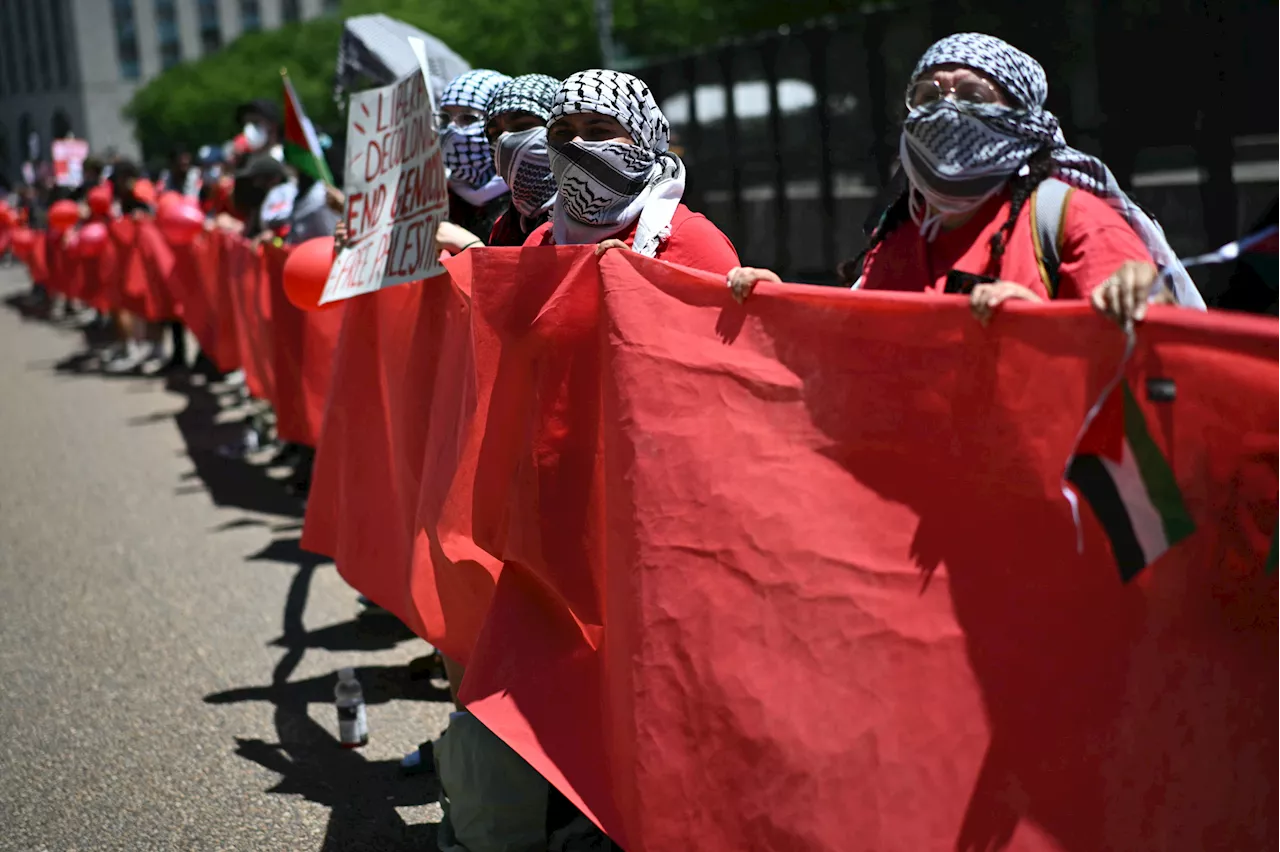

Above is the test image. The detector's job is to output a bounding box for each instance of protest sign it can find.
[321,67,447,305]
[52,138,89,188]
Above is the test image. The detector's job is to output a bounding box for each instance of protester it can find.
[439,69,513,238]
[435,73,561,251]
[162,149,201,199]
[236,99,283,162]
[726,33,1204,327]
[527,69,741,274]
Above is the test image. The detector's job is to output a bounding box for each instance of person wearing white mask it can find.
[234,99,283,162]
[726,33,1204,327]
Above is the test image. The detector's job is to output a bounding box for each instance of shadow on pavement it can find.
[208,558,448,851]
[165,379,307,519]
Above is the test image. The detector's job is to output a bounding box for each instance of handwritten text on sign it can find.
[320,68,447,305]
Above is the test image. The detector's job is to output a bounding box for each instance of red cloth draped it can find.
[114,219,178,322]
[263,244,345,447]
[221,237,275,401]
[305,247,1276,852]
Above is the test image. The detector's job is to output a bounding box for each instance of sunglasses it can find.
[435,111,486,131]
[905,78,1002,109]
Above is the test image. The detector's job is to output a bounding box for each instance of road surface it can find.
[0,268,451,851]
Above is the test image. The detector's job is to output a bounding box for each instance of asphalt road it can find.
[0,268,452,852]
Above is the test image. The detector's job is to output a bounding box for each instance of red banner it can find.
[305,247,1276,851]
[264,244,345,448]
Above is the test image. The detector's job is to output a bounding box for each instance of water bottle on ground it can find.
[335,667,369,748]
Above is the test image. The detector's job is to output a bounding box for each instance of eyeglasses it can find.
[905,78,1002,110]
[435,110,485,131]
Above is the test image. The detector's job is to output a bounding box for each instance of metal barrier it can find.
[630,2,1278,289]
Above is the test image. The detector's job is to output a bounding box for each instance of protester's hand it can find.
[436,221,482,254]
[969,281,1043,326]
[726,266,781,304]
[595,239,630,257]
[1091,261,1174,328]
[215,212,244,234]
[333,220,348,251]
[325,184,345,213]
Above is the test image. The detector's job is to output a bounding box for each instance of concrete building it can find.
[0,0,339,183]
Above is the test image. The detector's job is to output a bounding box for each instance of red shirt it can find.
[861,187,1152,299]
[525,203,741,276]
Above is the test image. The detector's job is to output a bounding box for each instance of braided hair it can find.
[837,143,1058,286]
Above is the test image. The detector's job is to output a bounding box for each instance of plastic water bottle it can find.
[335,667,369,748]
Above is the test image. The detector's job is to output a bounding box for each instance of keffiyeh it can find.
[902,33,1204,307]
[494,127,557,226]
[439,69,510,113]
[487,74,560,124]
[546,70,685,256]
[440,69,511,195]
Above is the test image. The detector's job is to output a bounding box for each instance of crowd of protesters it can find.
[2,29,1245,852]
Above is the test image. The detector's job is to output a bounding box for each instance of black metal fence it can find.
[632,0,1279,295]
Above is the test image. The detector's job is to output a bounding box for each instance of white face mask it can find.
[243,122,268,152]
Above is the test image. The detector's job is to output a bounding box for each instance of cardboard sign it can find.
[320,68,447,305]
[52,138,89,188]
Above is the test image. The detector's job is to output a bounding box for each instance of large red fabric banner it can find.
[305,247,1276,851]
[263,244,345,448]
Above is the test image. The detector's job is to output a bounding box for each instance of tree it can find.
[125,0,882,159]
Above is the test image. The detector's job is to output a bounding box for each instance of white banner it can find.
[320,65,447,305]
[52,138,89,188]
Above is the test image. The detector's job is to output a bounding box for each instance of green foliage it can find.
[125,0,881,158]
[126,18,344,158]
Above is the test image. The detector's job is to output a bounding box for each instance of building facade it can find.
[0,0,338,184]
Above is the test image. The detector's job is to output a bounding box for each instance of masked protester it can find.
[528,69,740,275]
[234,99,282,160]
[728,33,1204,327]
[438,69,512,239]
[435,74,561,251]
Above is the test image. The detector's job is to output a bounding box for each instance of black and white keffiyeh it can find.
[487,74,561,124]
[493,126,557,225]
[901,33,1203,307]
[440,69,511,197]
[439,69,510,112]
[545,70,685,256]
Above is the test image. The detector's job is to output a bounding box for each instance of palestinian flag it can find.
[282,70,334,185]
[1066,381,1195,581]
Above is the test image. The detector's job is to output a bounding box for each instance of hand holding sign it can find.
[321,63,449,306]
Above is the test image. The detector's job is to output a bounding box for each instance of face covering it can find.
[243,122,268,152]
[544,69,686,257]
[442,124,499,190]
[898,99,1028,241]
[493,127,557,223]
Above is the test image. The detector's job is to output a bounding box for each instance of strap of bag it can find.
[1030,177,1074,299]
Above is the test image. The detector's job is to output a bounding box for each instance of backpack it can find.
[1029,177,1076,299]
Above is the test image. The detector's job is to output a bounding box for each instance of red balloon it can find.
[48,199,80,233]
[87,184,114,217]
[79,222,109,258]
[157,191,183,214]
[12,227,35,259]
[157,200,206,246]
[0,205,16,228]
[132,178,157,206]
[283,237,340,311]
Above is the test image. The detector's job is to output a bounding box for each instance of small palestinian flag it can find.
[282,70,334,186]
[1066,381,1195,581]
